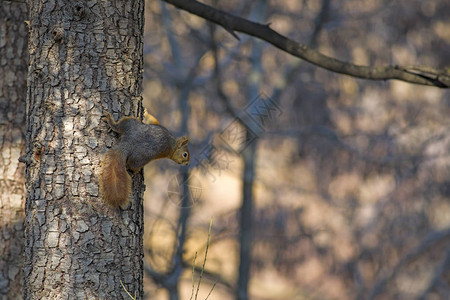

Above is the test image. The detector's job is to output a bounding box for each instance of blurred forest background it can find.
[141,0,450,299]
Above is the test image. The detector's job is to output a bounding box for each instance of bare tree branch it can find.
[163,0,450,88]
[418,247,450,300]
[369,228,450,300]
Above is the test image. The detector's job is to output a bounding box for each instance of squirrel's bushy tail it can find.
[99,149,131,209]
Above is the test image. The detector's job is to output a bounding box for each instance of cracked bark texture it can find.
[24,0,145,298]
[0,2,28,299]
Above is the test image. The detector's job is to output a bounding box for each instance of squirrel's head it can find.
[171,136,190,165]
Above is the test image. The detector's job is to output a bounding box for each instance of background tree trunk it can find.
[0,1,28,299]
[23,0,145,298]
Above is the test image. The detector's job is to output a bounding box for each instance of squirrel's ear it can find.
[177,136,190,147]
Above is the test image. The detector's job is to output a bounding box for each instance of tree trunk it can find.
[0,2,28,299]
[237,137,256,300]
[23,0,145,298]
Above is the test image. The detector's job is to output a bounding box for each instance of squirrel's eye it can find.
[183,152,188,158]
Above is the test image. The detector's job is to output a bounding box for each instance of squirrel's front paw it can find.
[101,111,114,121]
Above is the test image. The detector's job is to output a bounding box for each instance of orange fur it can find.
[99,149,131,209]
[143,109,160,125]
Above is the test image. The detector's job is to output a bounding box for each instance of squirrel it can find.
[99,110,190,209]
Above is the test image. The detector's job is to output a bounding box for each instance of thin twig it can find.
[195,218,214,300]
[205,282,217,300]
[120,280,136,300]
[190,252,198,300]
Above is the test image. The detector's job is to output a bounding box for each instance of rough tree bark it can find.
[0,2,28,299]
[23,0,145,298]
